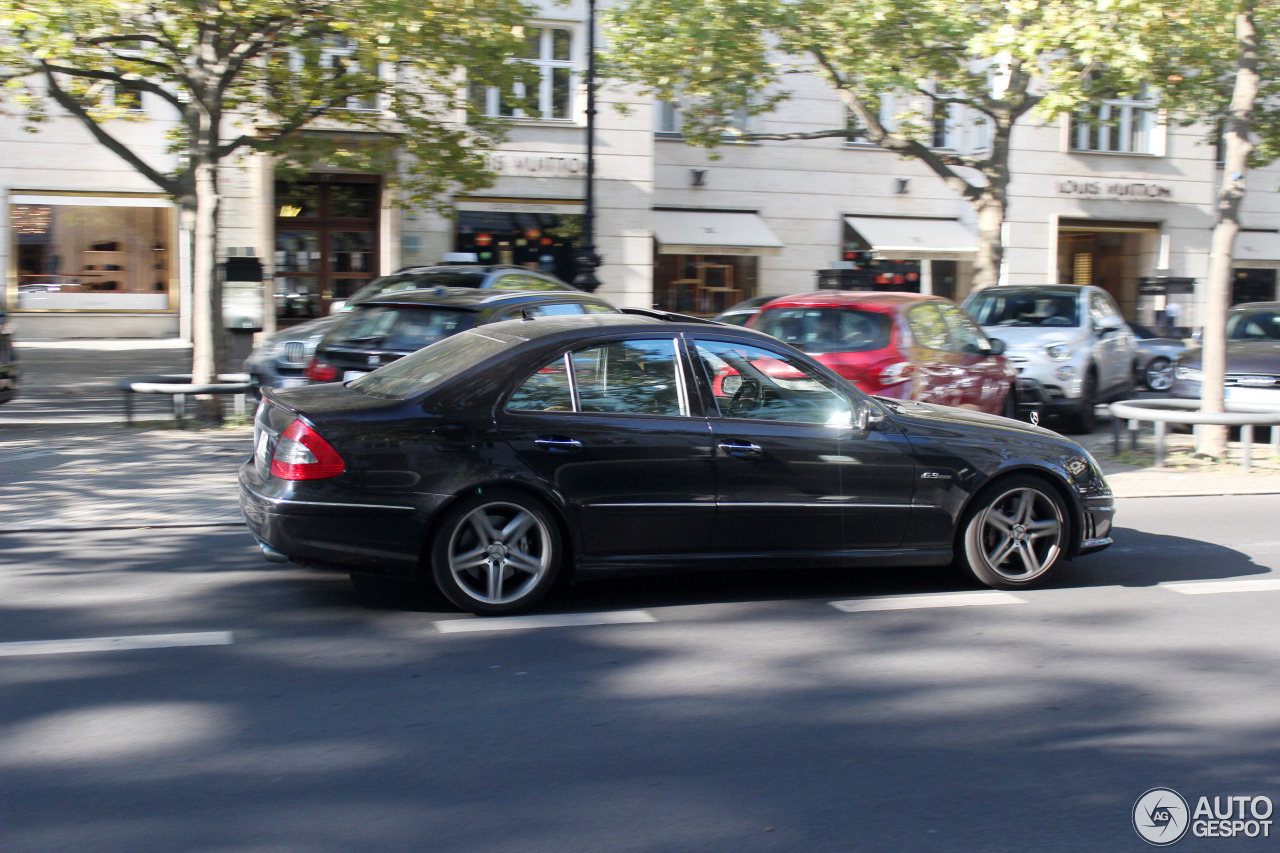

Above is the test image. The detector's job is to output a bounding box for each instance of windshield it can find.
[328,305,474,352]
[754,306,892,353]
[1226,310,1280,341]
[349,328,521,399]
[966,290,1081,328]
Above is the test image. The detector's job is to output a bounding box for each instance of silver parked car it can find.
[963,285,1135,433]
[1127,322,1185,392]
[1170,302,1280,405]
[245,264,578,389]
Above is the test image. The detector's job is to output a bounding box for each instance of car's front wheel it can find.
[1144,357,1173,392]
[959,476,1068,589]
[430,490,562,615]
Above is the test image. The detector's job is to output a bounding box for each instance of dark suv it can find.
[246,265,578,390]
[304,288,618,384]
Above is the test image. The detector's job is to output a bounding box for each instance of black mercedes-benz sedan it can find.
[240,310,1114,615]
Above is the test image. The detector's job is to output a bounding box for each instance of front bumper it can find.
[1075,495,1115,557]
[239,463,430,577]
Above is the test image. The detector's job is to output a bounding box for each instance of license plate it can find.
[279,377,308,388]
[1225,387,1280,405]
[343,370,368,382]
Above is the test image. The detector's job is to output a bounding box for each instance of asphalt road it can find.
[3,494,1280,852]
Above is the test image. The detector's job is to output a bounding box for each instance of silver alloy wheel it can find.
[973,485,1063,582]
[446,500,553,606]
[1145,357,1174,391]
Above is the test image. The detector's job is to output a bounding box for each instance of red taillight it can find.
[270,419,346,480]
[304,357,339,382]
[878,361,915,385]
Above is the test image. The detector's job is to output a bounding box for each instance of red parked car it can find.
[746,291,1018,416]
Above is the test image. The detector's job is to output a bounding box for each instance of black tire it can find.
[1144,357,1173,392]
[957,476,1069,589]
[1062,370,1097,434]
[1001,384,1019,420]
[429,489,562,615]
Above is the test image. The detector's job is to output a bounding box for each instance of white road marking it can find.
[1161,579,1280,595]
[830,591,1028,613]
[0,631,234,657]
[434,610,657,634]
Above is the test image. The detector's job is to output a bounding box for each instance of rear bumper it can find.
[238,464,429,577]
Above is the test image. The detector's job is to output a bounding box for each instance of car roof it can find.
[353,287,611,310]
[472,309,783,345]
[386,264,571,286]
[757,290,947,311]
[968,285,1087,296]
[1230,301,1280,311]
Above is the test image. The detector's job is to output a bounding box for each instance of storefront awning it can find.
[1236,231,1280,262]
[844,216,977,261]
[654,210,784,256]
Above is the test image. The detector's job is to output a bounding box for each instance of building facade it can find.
[4,12,1278,341]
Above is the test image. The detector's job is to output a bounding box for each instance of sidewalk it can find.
[1,340,1278,537]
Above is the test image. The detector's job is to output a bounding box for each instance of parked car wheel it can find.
[1144,356,1174,392]
[960,476,1067,589]
[430,490,562,615]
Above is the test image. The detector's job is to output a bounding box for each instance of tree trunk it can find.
[1199,3,1259,459]
[972,191,1007,291]
[189,155,225,422]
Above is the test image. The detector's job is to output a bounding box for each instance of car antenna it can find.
[521,308,535,320]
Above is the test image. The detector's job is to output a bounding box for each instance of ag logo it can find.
[1134,788,1190,846]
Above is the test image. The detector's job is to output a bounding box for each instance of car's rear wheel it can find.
[1144,357,1173,392]
[959,476,1068,589]
[430,490,562,615]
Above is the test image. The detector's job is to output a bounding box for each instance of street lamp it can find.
[572,0,602,292]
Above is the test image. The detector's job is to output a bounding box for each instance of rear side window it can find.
[328,305,472,351]
[507,339,688,417]
[349,329,518,399]
[755,306,891,353]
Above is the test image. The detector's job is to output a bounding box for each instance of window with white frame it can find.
[314,36,381,111]
[472,26,574,120]
[1070,91,1157,154]
[654,99,754,136]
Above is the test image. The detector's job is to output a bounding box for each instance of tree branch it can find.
[40,63,181,195]
[42,62,183,111]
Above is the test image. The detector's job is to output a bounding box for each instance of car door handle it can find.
[534,437,583,453]
[718,442,763,457]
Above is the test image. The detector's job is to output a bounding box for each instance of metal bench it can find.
[117,373,254,428]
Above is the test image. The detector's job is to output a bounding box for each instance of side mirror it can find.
[1096,315,1123,336]
[986,338,1006,355]
[855,399,886,432]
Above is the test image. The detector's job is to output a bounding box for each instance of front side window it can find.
[906,302,949,350]
[938,303,989,354]
[508,338,687,417]
[1071,93,1157,154]
[694,339,852,425]
[471,26,574,120]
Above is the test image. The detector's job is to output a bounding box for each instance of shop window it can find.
[11,197,173,311]
[471,26,574,121]
[1233,269,1277,305]
[654,254,758,316]
[454,209,582,284]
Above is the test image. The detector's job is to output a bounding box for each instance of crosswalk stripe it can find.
[1162,579,1280,595]
[434,610,657,634]
[830,591,1027,613]
[0,631,234,657]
